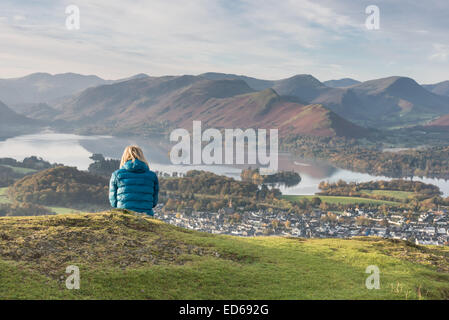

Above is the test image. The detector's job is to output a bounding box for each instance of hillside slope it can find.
[0,212,448,299]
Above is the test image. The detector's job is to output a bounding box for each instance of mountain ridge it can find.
[4,71,449,131]
[52,76,368,138]
[197,73,449,127]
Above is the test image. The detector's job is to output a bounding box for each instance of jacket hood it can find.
[122,159,149,173]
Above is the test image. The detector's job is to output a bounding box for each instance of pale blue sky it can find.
[0,0,448,83]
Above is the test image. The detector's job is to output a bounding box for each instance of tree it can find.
[90,154,105,162]
[311,197,322,207]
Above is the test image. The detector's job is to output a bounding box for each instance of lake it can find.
[1,130,449,197]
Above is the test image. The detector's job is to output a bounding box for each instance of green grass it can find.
[360,189,416,201]
[0,260,79,299]
[0,165,37,174]
[0,187,11,204]
[283,195,400,206]
[0,211,448,300]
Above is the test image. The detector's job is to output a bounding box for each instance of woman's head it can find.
[120,145,148,168]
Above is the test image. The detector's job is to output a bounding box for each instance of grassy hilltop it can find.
[0,211,448,300]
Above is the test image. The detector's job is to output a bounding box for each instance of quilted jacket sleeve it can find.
[109,172,118,208]
[152,174,159,208]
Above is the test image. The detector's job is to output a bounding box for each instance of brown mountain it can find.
[54,76,368,138]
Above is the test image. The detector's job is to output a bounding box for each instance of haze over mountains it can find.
[0,100,39,138]
[0,100,34,125]
[0,73,107,106]
[423,81,449,97]
[323,78,361,88]
[0,72,151,106]
[1,72,449,139]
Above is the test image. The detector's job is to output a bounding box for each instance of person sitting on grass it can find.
[109,145,159,216]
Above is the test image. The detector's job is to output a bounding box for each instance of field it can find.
[360,189,415,201]
[0,211,448,300]
[0,187,10,204]
[282,195,400,206]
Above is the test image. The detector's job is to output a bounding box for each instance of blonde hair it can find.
[120,145,149,168]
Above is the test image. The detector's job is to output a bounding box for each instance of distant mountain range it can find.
[202,73,449,128]
[323,78,361,88]
[0,73,107,105]
[319,76,449,127]
[423,81,449,97]
[2,72,449,139]
[49,75,368,138]
[0,72,152,106]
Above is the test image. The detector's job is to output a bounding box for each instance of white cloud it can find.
[0,0,448,83]
[13,14,26,21]
[429,44,449,62]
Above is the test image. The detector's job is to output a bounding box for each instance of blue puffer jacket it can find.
[109,159,159,216]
